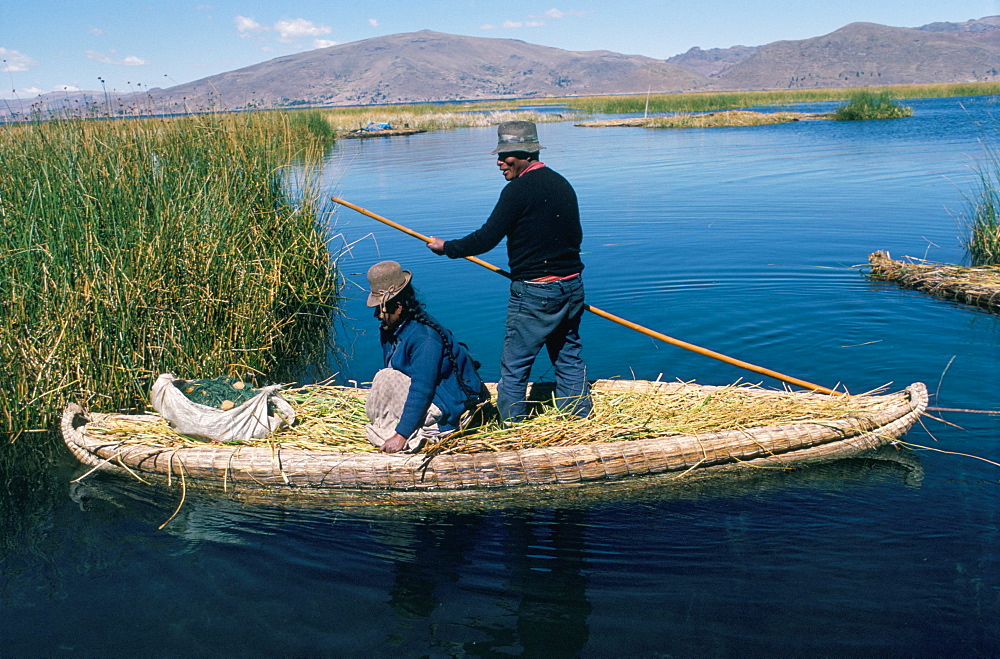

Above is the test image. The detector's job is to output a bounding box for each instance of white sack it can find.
[150,373,296,443]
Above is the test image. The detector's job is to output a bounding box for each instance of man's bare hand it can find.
[427,237,446,255]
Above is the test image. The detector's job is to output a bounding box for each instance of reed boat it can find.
[61,379,928,493]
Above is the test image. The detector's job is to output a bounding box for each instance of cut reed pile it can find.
[867,250,1000,313]
[89,380,897,456]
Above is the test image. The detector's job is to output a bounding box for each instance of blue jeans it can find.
[497,277,592,423]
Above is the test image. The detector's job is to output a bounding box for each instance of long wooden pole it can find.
[332,196,844,396]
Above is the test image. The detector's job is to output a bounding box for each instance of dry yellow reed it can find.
[576,111,829,129]
[87,381,898,455]
[867,250,1000,312]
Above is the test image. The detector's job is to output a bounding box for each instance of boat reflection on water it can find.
[59,445,924,655]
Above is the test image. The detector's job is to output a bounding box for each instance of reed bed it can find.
[961,123,1000,265]
[831,90,912,120]
[88,381,896,455]
[965,172,1000,266]
[558,82,999,115]
[317,108,563,134]
[0,111,340,436]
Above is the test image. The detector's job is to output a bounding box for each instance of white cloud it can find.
[236,15,334,46]
[89,27,104,36]
[22,86,45,96]
[542,8,587,19]
[481,20,545,30]
[85,50,147,66]
[479,21,545,30]
[235,15,266,37]
[369,18,379,28]
[480,7,585,30]
[54,84,80,92]
[274,18,332,42]
[0,47,38,72]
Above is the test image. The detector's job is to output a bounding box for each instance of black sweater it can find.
[443,166,584,281]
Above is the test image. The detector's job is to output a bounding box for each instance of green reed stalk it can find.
[558,82,999,115]
[831,89,912,120]
[963,147,1000,266]
[0,112,340,436]
[317,107,557,133]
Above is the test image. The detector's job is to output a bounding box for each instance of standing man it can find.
[427,121,592,423]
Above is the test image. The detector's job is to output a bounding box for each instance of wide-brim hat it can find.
[491,120,546,154]
[366,260,412,307]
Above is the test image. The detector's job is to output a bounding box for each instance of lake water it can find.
[4,96,1000,656]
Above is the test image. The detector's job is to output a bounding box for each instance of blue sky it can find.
[2,0,998,99]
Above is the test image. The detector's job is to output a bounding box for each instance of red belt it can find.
[529,272,581,283]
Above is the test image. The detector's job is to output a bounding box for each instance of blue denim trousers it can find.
[497,276,592,422]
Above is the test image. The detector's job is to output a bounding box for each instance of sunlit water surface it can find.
[3,97,1000,656]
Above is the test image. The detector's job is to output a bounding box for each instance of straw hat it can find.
[366,260,412,307]
[491,120,546,154]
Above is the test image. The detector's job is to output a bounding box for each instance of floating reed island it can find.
[576,110,831,129]
[341,126,427,139]
[62,378,928,494]
[867,250,1000,314]
[574,90,911,129]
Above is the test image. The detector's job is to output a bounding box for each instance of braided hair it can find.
[385,285,486,409]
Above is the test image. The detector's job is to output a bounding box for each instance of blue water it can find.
[3,96,1000,656]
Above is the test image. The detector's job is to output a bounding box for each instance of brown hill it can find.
[149,30,706,112]
[707,21,1000,90]
[666,45,760,78]
[5,17,999,119]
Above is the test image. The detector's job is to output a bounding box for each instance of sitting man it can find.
[364,260,489,454]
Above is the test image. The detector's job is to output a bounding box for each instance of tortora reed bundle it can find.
[868,250,1000,313]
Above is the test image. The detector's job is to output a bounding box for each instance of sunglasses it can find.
[496,151,533,161]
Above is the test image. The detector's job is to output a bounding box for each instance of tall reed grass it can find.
[0,112,340,437]
[557,82,1000,115]
[318,107,559,133]
[963,141,1000,266]
[831,89,912,120]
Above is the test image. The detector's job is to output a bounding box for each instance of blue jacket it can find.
[381,316,484,437]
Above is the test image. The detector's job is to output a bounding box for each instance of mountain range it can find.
[7,16,1000,117]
